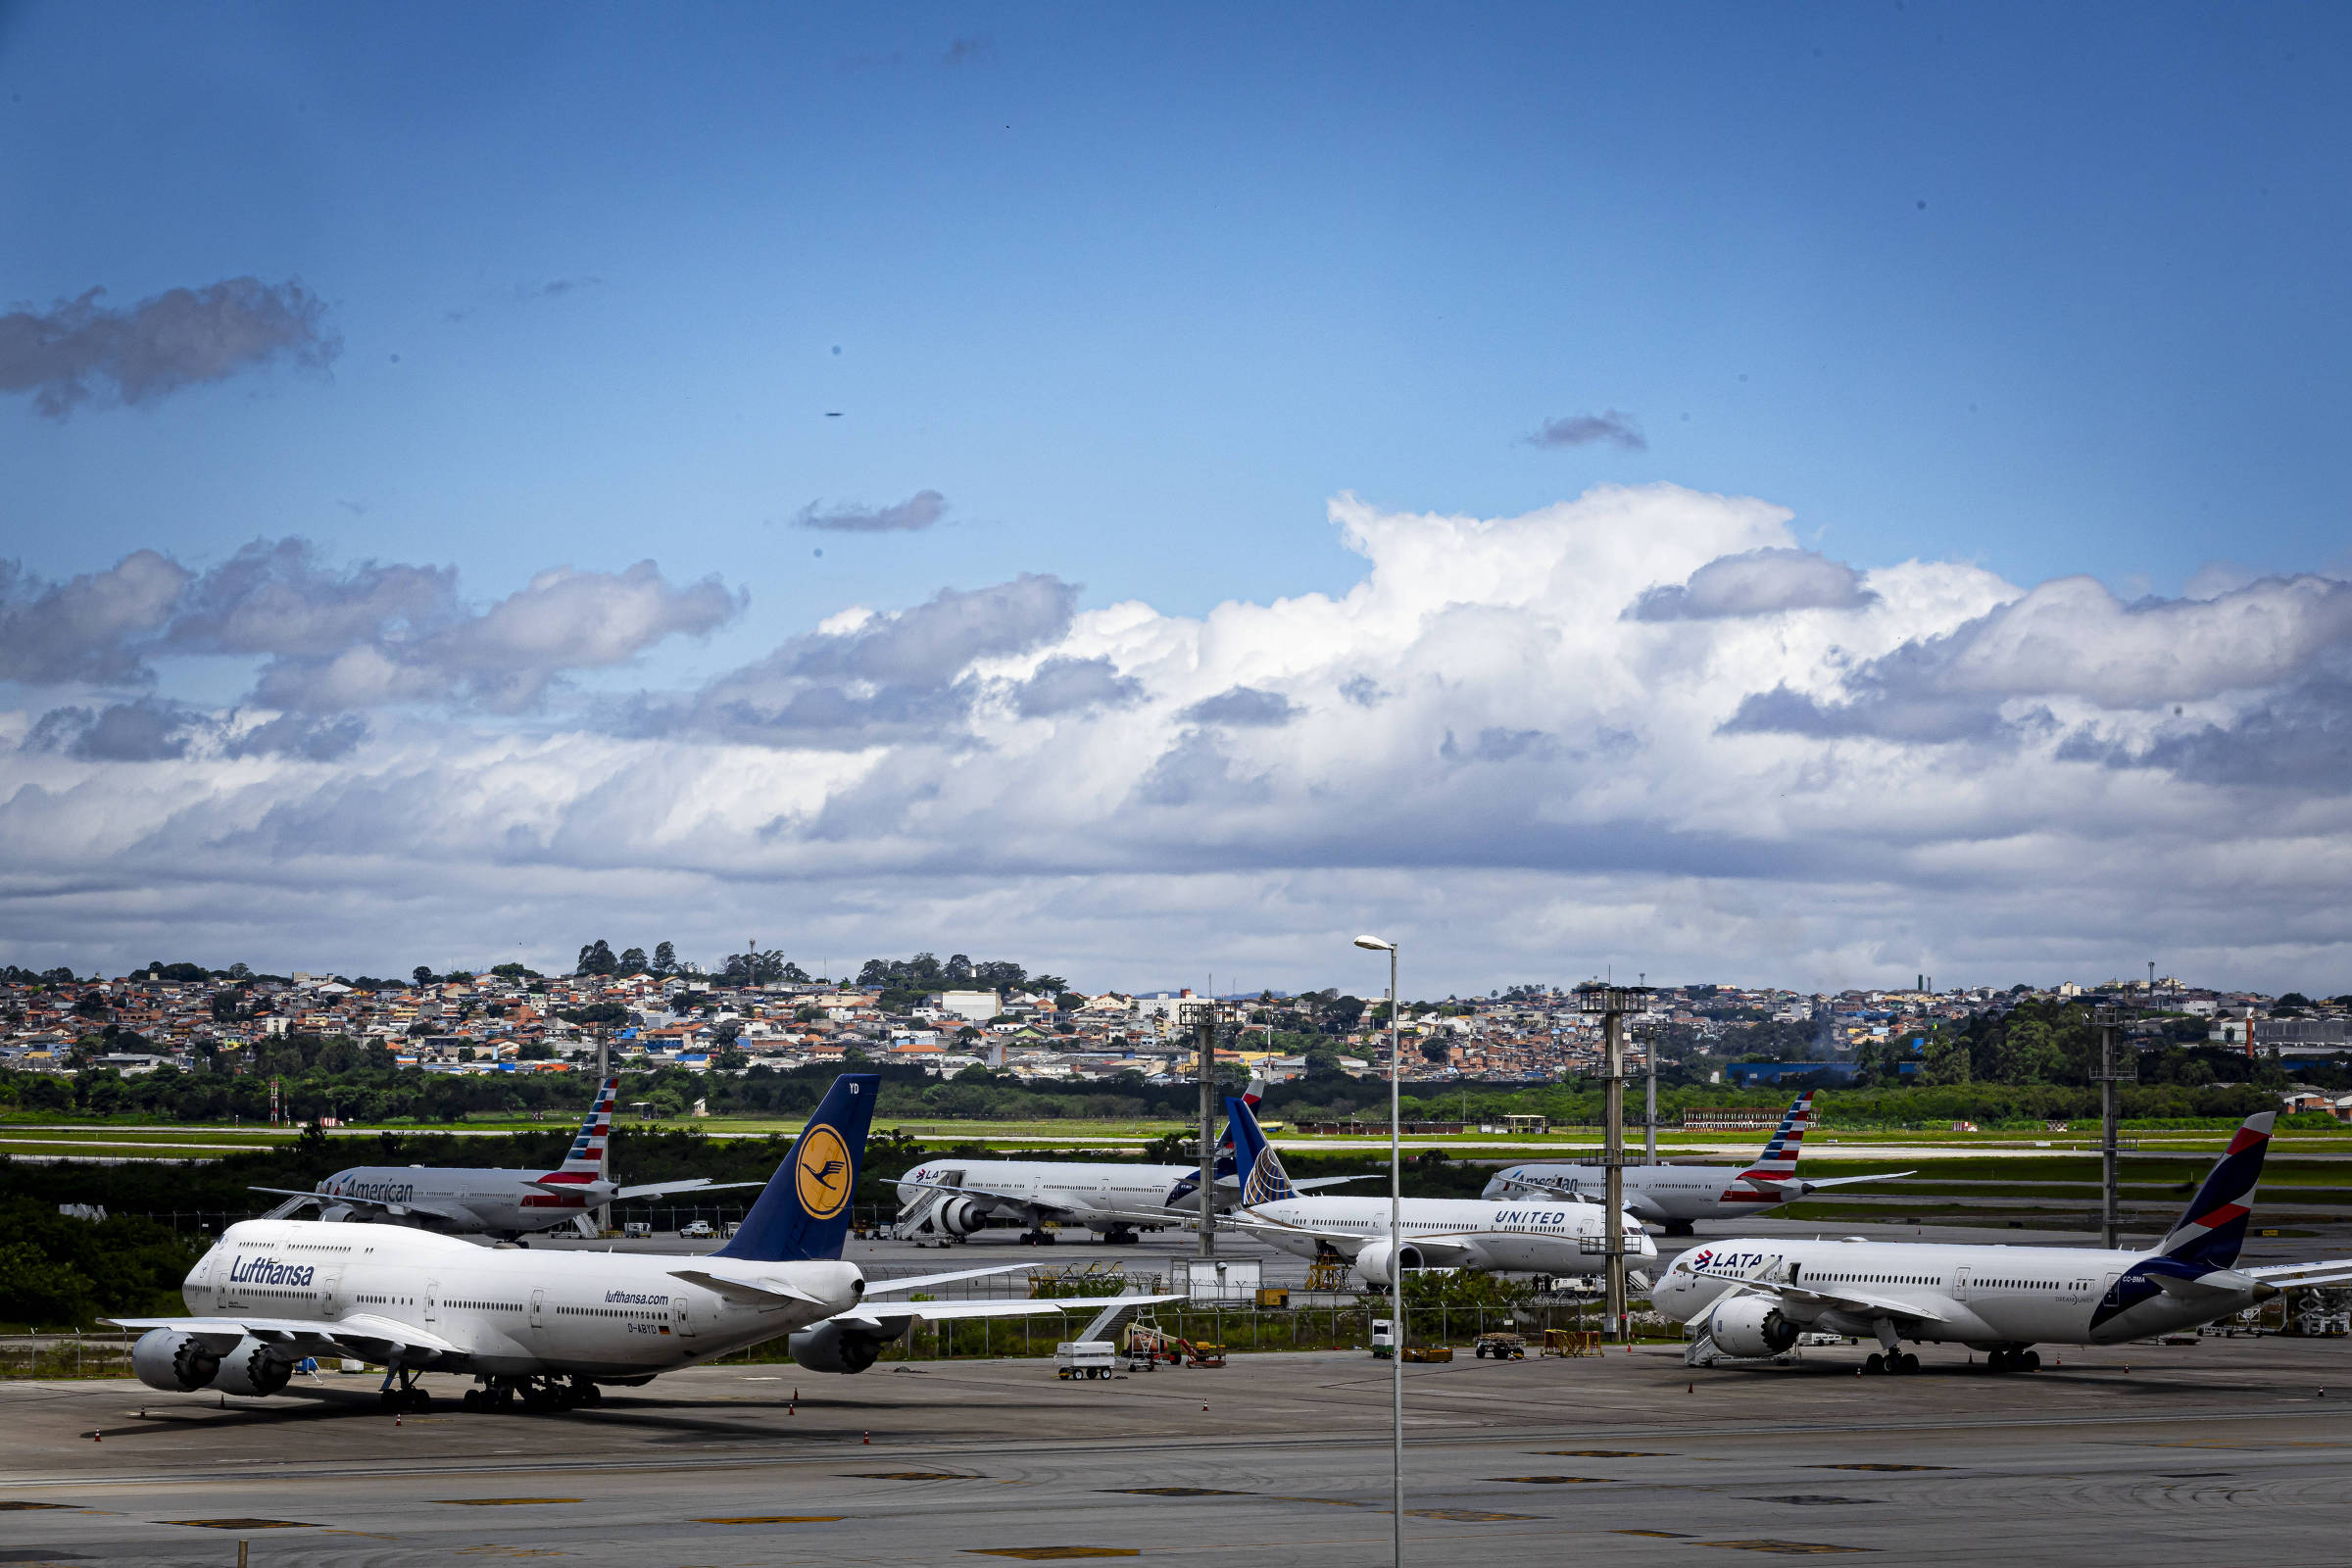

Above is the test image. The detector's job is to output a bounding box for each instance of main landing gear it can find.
[1097,1225,1142,1246]
[460,1375,603,1412]
[1863,1351,1922,1375]
[1019,1228,1058,1246]
[378,1367,433,1412]
[1985,1348,2041,1373]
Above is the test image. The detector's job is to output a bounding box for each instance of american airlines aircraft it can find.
[252,1077,757,1239]
[895,1075,1363,1244]
[1657,1111,2352,1373]
[1481,1090,1908,1233]
[113,1074,1169,1411]
[1195,1096,1656,1285]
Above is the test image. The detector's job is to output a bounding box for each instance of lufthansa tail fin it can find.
[1736,1089,1816,1184]
[2159,1111,2275,1269]
[711,1073,878,1262]
[1225,1095,1297,1205]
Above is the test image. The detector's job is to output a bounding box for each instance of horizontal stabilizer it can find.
[863,1263,1033,1296]
[666,1268,831,1306]
[832,1294,1183,1332]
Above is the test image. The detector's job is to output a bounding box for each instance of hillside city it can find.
[4,945,2346,1107]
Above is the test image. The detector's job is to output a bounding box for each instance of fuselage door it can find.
[672,1294,697,1338]
[2099,1271,2124,1308]
[319,1266,344,1317]
[1952,1267,1971,1302]
[424,1279,441,1325]
[529,1288,545,1330]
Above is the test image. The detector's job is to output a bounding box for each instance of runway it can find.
[6,1331,2347,1566]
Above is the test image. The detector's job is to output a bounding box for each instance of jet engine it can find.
[1352,1241,1425,1287]
[131,1329,221,1393]
[1704,1294,1797,1358]
[211,1336,296,1396]
[787,1319,900,1374]
[934,1197,989,1238]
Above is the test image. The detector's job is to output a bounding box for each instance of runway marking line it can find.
[1805,1464,1947,1472]
[694,1516,846,1525]
[431,1498,584,1507]
[1405,1509,1540,1522]
[845,1471,972,1481]
[965,1550,1142,1559]
[164,1519,317,1530]
[1490,1476,1615,1484]
[1543,1450,1673,1457]
[1103,1488,1251,1496]
[1702,1543,1876,1554]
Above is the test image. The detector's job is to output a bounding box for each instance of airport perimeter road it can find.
[5,1336,2349,1567]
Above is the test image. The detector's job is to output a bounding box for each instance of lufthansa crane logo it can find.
[795,1124,854,1219]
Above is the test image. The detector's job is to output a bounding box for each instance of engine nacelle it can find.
[132,1329,221,1393]
[210,1336,295,1396]
[787,1319,900,1374]
[1705,1294,1798,1358]
[935,1197,988,1237]
[1352,1241,1425,1288]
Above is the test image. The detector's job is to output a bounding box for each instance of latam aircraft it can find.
[1481,1090,1907,1233]
[252,1077,756,1238]
[115,1074,1166,1411]
[1190,1096,1655,1285]
[1657,1111,2352,1373]
[895,1075,1362,1245]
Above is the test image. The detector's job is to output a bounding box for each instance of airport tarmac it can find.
[6,1329,2348,1567]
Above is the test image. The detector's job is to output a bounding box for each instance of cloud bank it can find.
[0,277,338,416]
[794,491,947,533]
[7,486,2352,993]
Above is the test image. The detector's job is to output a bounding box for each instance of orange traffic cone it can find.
[862,1431,870,1445]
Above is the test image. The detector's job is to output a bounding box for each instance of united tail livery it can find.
[1657,1111,2352,1373]
[250,1076,759,1238]
[1480,1088,1908,1233]
[114,1074,1174,1412]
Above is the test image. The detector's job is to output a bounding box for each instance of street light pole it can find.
[1576,982,1652,1342]
[1354,934,1402,1568]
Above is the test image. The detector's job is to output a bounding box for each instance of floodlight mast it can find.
[1576,982,1653,1341]
[1352,934,1402,1568]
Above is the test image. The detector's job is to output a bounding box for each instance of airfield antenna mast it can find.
[1578,981,1652,1341]
[2091,1004,2132,1250]
[1181,996,1218,1260]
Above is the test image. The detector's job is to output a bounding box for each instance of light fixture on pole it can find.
[1352,933,1402,1568]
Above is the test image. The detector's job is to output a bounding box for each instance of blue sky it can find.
[5,5,2351,990]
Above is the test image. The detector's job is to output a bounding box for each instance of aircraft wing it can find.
[1785,1170,1915,1193]
[613,1178,765,1201]
[862,1263,1035,1296]
[1291,1175,1379,1192]
[895,1176,1069,1224]
[246,1187,480,1229]
[2245,1258,2352,1289]
[1491,1174,1595,1202]
[105,1311,460,1360]
[1690,1267,1951,1325]
[1210,1209,1484,1265]
[828,1295,1182,1333]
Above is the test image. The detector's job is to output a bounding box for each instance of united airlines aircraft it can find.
[1657,1111,2352,1373]
[114,1074,1168,1411]
[1187,1096,1655,1285]
[1482,1090,1907,1233]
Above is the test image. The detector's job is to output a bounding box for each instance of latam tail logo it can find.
[795,1125,854,1220]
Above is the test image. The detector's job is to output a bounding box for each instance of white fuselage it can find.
[1246,1196,1658,1275]
[1654,1238,2257,1348]
[1481,1162,1795,1224]
[311,1165,599,1236]
[897,1160,1219,1230]
[187,1219,855,1377]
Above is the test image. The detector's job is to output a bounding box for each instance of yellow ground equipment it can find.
[1541,1329,1601,1357]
